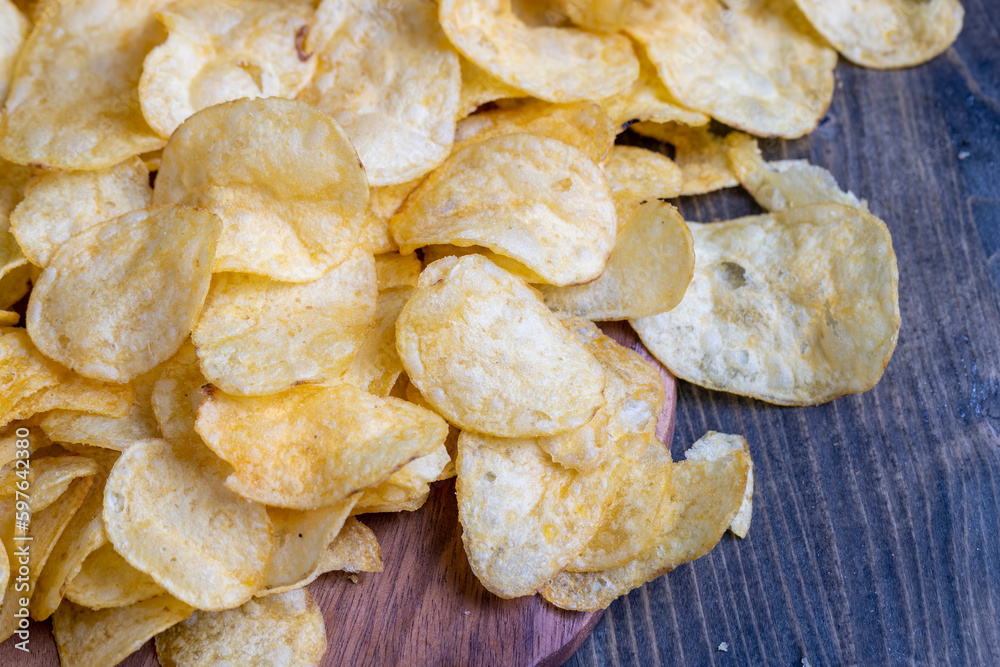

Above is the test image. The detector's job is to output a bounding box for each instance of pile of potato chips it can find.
[0,0,950,662]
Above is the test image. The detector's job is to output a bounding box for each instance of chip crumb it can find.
[802,659,811,667]
[348,574,359,584]
[958,151,970,160]
[718,642,728,652]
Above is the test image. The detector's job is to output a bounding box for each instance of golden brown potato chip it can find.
[454,100,616,162]
[596,48,709,129]
[52,596,193,667]
[793,0,963,69]
[103,438,273,610]
[140,0,316,139]
[0,1,28,106]
[195,383,448,509]
[0,327,64,429]
[10,157,152,267]
[354,443,450,514]
[726,133,867,212]
[457,56,524,118]
[153,97,369,282]
[540,432,750,610]
[541,201,694,321]
[685,431,754,538]
[319,517,382,573]
[151,340,206,442]
[457,431,614,598]
[626,0,837,138]
[0,0,168,170]
[155,589,327,667]
[27,205,220,383]
[192,247,377,396]
[375,253,422,291]
[0,311,16,326]
[64,543,165,610]
[336,287,413,397]
[302,0,460,186]
[632,204,901,405]
[632,121,742,196]
[440,0,639,103]
[397,255,607,437]
[391,134,617,286]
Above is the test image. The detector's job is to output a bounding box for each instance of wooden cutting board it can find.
[0,323,676,666]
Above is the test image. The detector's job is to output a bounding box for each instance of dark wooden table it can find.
[566,2,1000,665]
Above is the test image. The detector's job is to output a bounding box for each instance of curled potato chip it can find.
[337,287,413,397]
[151,340,206,441]
[195,383,448,509]
[602,146,683,205]
[0,327,64,428]
[64,543,165,610]
[391,134,617,286]
[596,48,709,128]
[626,0,837,138]
[420,244,544,284]
[11,374,135,424]
[140,0,316,139]
[631,121,742,196]
[0,0,28,105]
[302,0,460,186]
[540,432,750,610]
[155,589,327,667]
[52,596,193,667]
[193,247,377,396]
[726,133,867,212]
[793,0,963,69]
[27,205,220,383]
[103,438,273,610]
[397,255,607,437]
[632,204,901,405]
[440,0,638,103]
[0,452,97,512]
[404,383,459,481]
[0,0,168,170]
[457,431,614,598]
[457,56,524,118]
[685,431,753,538]
[153,97,369,281]
[319,517,383,573]
[10,156,152,267]
[541,201,694,321]
[354,443,450,514]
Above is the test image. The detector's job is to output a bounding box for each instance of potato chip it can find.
[192,247,377,396]
[454,100,616,162]
[391,134,617,286]
[337,287,413,397]
[319,517,382,573]
[685,431,753,538]
[64,543,165,610]
[420,244,545,284]
[541,201,694,321]
[354,443,450,514]
[52,596,193,667]
[540,432,750,610]
[556,0,632,33]
[726,133,867,212]
[403,382,458,480]
[632,204,901,405]
[602,146,683,205]
[153,97,369,282]
[631,121,741,196]
[457,431,614,598]
[0,0,168,170]
[155,589,327,667]
[103,438,273,610]
[793,0,963,69]
[301,0,460,186]
[439,0,639,103]
[9,374,135,425]
[0,158,32,303]
[626,0,837,138]
[457,56,524,118]
[151,340,206,442]
[140,0,316,139]
[0,311,16,326]
[10,156,152,267]
[195,383,448,509]
[0,0,28,106]
[375,253,422,291]
[0,452,97,512]
[27,205,220,383]
[397,255,607,436]
[261,497,357,595]
[0,327,64,429]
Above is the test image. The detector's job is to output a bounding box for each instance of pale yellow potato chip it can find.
[626,0,837,138]
[540,432,750,610]
[404,383,459,481]
[103,438,273,610]
[9,373,135,425]
[397,255,607,437]
[0,327,64,429]
[27,205,220,383]
[391,134,617,286]
[556,0,632,32]
[457,431,615,598]
[0,0,168,170]
[64,543,165,610]
[9,156,152,267]
[0,158,32,302]
[0,451,97,511]
[336,287,413,397]
[151,340,206,442]
[376,253,422,291]
[192,247,377,396]
[632,204,901,405]
[153,97,369,281]
[602,146,683,205]
[726,133,867,212]
[541,201,694,321]
[370,180,424,226]
[454,100,616,162]
[260,496,357,595]
[793,0,963,69]
[440,0,639,103]
[457,56,524,118]
[52,596,193,667]
[685,431,754,538]
[420,244,545,284]
[155,589,327,667]
[301,0,460,186]
[631,121,741,196]
[354,443,450,514]
[319,517,382,573]
[195,383,448,509]
[140,0,316,139]
[0,0,28,106]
